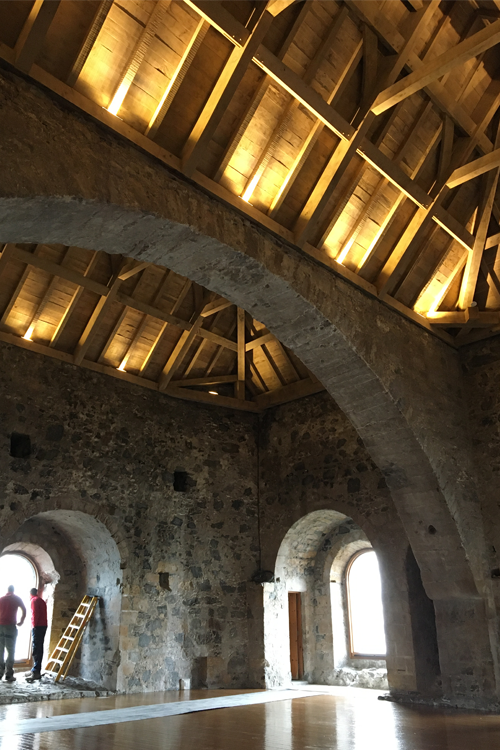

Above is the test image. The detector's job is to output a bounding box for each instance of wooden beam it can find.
[67,0,113,87]
[214,1,310,184]
[11,246,109,297]
[372,19,500,115]
[486,232,500,249]
[235,307,246,400]
[108,1,170,115]
[22,247,70,339]
[0,330,260,412]
[181,12,273,177]
[173,374,237,387]
[240,6,350,204]
[0,246,43,328]
[73,264,126,365]
[97,272,146,364]
[166,385,259,412]
[447,147,500,189]
[268,38,362,218]
[199,297,233,317]
[116,292,191,331]
[14,0,61,74]
[138,279,192,374]
[183,0,250,46]
[459,168,500,309]
[245,331,275,352]
[50,252,101,347]
[438,115,454,188]
[293,0,440,246]
[253,44,355,142]
[118,260,150,281]
[255,378,324,408]
[158,318,204,391]
[146,18,208,137]
[266,0,297,16]
[0,244,18,284]
[427,310,500,327]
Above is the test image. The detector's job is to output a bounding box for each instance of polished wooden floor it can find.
[1,687,500,749]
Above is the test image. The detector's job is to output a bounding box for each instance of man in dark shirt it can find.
[0,585,26,682]
[26,588,48,682]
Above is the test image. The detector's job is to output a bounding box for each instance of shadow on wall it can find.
[2,510,122,690]
[264,509,388,690]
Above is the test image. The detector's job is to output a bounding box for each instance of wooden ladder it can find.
[45,595,99,682]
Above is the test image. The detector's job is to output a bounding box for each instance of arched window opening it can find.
[0,553,38,663]
[346,549,386,657]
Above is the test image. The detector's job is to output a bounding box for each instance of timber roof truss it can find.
[2,0,500,404]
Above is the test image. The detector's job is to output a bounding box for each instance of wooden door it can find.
[288,592,304,680]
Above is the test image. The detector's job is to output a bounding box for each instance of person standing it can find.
[27,588,47,681]
[0,585,26,682]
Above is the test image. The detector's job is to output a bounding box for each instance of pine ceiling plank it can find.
[213,1,310,184]
[14,0,61,74]
[138,278,192,374]
[181,11,273,177]
[239,6,350,205]
[146,17,208,137]
[73,262,128,365]
[107,0,170,116]
[49,251,101,348]
[67,0,114,87]
[372,19,500,116]
[293,0,440,247]
[269,30,362,218]
[377,82,500,299]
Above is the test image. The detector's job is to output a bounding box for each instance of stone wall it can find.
[1,64,497,702]
[462,336,500,673]
[259,392,424,694]
[0,340,260,693]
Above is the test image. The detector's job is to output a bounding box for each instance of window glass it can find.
[347,550,386,656]
[0,554,38,661]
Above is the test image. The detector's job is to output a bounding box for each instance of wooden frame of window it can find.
[345,548,386,660]
[0,552,39,668]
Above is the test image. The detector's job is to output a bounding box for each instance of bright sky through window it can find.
[0,554,37,661]
[348,550,386,657]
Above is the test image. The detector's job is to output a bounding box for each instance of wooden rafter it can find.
[67,0,113,87]
[372,19,500,115]
[14,0,61,74]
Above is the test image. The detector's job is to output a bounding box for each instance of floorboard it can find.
[1,687,499,749]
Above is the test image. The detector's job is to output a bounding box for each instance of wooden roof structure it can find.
[2,0,500,403]
[0,243,323,411]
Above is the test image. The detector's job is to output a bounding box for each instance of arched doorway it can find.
[0,553,37,664]
[2,510,123,689]
[265,510,389,689]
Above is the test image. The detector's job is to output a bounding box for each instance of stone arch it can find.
[265,509,412,691]
[0,67,495,699]
[1,504,125,690]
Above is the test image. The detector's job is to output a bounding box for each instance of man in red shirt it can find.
[27,588,48,681]
[0,585,26,682]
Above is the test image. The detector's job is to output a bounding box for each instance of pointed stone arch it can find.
[0,66,495,700]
